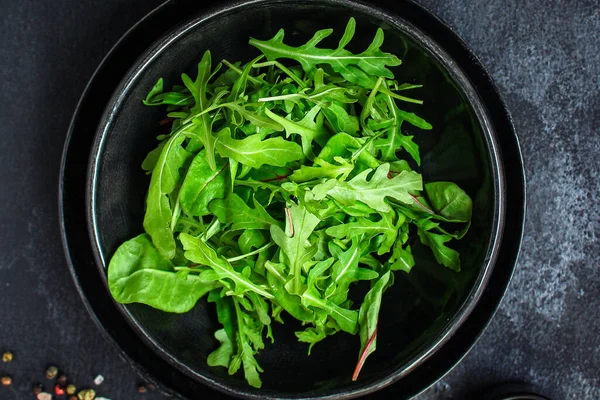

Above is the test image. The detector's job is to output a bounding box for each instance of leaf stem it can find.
[222,59,262,85]
[226,242,275,262]
[253,61,306,88]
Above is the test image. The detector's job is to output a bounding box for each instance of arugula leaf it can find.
[180,233,274,298]
[326,163,423,213]
[270,204,321,295]
[210,193,280,231]
[416,220,461,271]
[215,128,304,169]
[181,51,218,169]
[265,106,325,159]
[249,18,401,88]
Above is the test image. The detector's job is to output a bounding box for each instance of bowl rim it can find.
[59,0,526,399]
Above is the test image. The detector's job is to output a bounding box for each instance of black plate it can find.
[59,0,525,399]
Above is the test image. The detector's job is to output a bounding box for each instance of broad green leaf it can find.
[107,234,218,313]
[210,193,280,231]
[180,150,228,217]
[326,163,423,213]
[424,182,473,222]
[215,128,303,169]
[143,131,191,259]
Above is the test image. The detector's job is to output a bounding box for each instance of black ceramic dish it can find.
[59,0,526,399]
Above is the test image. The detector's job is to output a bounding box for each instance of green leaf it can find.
[326,163,423,213]
[264,106,324,159]
[424,182,473,222]
[179,150,229,217]
[353,271,391,381]
[143,131,191,259]
[249,17,401,88]
[181,51,218,169]
[107,234,218,313]
[210,193,280,231]
[264,261,313,322]
[288,157,353,183]
[326,212,402,255]
[215,128,304,169]
[388,243,415,273]
[329,239,379,304]
[180,233,274,298]
[417,225,461,271]
[322,102,359,135]
[270,204,321,295]
[238,230,269,254]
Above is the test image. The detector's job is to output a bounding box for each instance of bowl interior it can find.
[89,1,501,398]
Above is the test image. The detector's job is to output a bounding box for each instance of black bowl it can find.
[60,0,525,399]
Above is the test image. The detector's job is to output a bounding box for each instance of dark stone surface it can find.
[0,0,597,399]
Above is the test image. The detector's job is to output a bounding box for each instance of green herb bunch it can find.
[107,18,473,388]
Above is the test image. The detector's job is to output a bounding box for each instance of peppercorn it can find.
[146,383,156,391]
[33,383,44,395]
[1,376,12,386]
[45,366,58,380]
[78,388,96,400]
[138,384,147,393]
[67,384,77,395]
[55,384,66,395]
[1,352,13,363]
[57,374,67,386]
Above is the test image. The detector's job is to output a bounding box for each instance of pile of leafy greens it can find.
[107,18,473,388]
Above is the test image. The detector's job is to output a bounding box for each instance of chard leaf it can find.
[424,182,473,222]
[353,271,391,381]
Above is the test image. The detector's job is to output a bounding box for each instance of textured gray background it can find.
[0,0,598,399]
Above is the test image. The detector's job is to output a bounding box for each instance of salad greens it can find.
[107,18,473,388]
